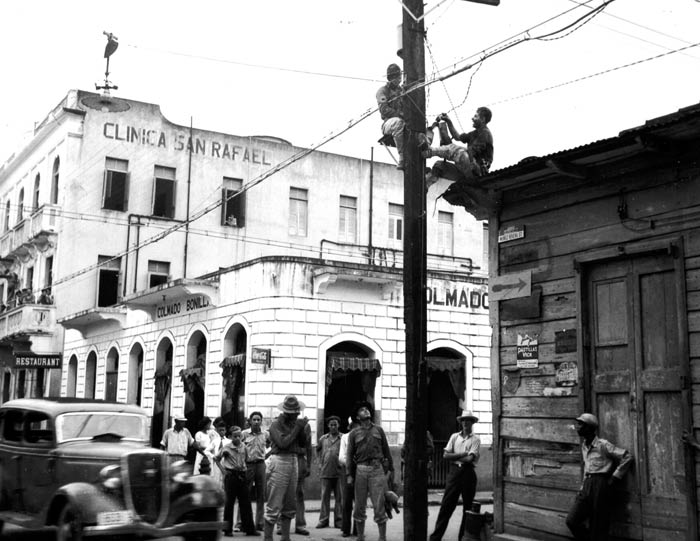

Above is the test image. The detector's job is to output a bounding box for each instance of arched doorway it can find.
[105,347,119,401]
[85,351,97,399]
[152,338,173,447]
[66,355,78,397]
[425,348,466,488]
[181,330,207,439]
[324,342,380,434]
[127,343,144,405]
[221,323,247,428]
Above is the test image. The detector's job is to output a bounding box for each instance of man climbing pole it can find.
[423,107,493,185]
[422,107,497,219]
[377,63,406,170]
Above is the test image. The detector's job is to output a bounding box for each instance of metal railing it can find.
[0,204,59,259]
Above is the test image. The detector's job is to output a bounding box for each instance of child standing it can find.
[217,426,259,537]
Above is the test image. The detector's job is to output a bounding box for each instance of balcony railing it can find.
[0,204,59,259]
[0,302,56,339]
[319,239,480,275]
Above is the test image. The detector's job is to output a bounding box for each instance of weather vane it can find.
[95,31,119,97]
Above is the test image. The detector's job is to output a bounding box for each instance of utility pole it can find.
[401,0,429,539]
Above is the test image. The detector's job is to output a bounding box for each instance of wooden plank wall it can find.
[492,162,700,539]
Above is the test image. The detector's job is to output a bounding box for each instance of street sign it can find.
[489,270,532,301]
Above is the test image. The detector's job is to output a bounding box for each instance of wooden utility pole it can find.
[401,0,429,539]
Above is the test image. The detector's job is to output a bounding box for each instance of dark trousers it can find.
[566,474,613,541]
[319,477,343,527]
[341,466,356,535]
[429,464,477,541]
[224,470,255,534]
[247,460,266,528]
[295,456,307,527]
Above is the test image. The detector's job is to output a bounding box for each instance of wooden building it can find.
[476,103,700,540]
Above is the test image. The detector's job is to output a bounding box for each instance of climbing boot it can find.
[263,521,274,541]
[356,520,366,541]
[279,517,292,541]
[378,522,387,541]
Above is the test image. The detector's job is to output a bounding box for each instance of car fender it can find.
[46,482,124,526]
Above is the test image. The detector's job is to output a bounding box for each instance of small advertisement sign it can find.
[251,348,271,365]
[516,333,539,368]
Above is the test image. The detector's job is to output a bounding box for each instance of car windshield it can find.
[55,412,149,443]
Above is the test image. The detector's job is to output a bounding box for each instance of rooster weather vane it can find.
[95,31,119,97]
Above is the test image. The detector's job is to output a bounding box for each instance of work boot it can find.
[279,517,292,541]
[356,520,365,541]
[438,120,451,145]
[378,522,387,541]
[263,521,274,541]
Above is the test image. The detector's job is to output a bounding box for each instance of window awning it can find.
[425,357,464,372]
[220,353,246,369]
[327,356,381,373]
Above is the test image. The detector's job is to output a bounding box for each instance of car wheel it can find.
[56,503,84,541]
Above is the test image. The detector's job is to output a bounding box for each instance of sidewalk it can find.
[233,491,493,541]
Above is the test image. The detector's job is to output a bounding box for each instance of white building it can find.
[0,89,491,486]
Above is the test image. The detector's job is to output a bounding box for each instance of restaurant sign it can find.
[12,353,62,369]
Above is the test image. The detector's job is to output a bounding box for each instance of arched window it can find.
[17,188,24,222]
[127,343,144,405]
[51,157,60,204]
[85,351,97,399]
[4,200,10,232]
[32,173,40,212]
[67,355,78,397]
[105,348,119,401]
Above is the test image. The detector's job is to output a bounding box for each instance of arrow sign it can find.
[489,270,532,301]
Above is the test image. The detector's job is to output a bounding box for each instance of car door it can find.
[21,410,58,514]
[0,408,28,512]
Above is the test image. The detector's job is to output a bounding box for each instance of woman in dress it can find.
[193,416,214,475]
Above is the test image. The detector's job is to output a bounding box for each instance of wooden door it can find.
[587,254,693,540]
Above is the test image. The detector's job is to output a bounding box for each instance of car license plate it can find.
[97,510,132,526]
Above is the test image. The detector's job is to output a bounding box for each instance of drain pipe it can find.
[183,116,193,278]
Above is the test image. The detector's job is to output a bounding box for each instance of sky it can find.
[1,0,699,172]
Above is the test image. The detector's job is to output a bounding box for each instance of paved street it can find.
[3,492,492,541]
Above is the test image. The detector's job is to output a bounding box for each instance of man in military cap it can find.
[566,413,633,541]
[377,63,406,170]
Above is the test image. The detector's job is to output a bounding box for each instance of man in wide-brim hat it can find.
[429,410,481,541]
[263,396,309,541]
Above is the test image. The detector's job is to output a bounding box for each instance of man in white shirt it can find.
[429,410,480,541]
[160,416,195,462]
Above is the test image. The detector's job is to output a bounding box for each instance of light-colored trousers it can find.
[264,454,298,523]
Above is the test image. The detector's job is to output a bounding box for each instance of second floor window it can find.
[388,203,403,242]
[33,174,40,213]
[17,188,24,223]
[148,260,170,288]
[97,255,121,307]
[103,158,129,211]
[152,165,176,218]
[4,200,10,232]
[51,157,60,205]
[221,177,245,227]
[289,187,308,237]
[437,211,454,256]
[339,195,357,243]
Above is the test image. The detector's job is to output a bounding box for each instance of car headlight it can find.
[99,464,122,490]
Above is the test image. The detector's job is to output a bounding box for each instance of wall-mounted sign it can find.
[490,270,532,302]
[555,361,578,387]
[555,329,577,353]
[251,348,271,366]
[516,333,539,368]
[12,353,62,369]
[155,295,210,320]
[498,225,525,243]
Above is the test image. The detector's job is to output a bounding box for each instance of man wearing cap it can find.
[377,63,406,170]
[263,395,309,541]
[429,410,481,541]
[160,416,196,463]
[566,413,633,541]
[346,401,393,541]
[316,415,343,529]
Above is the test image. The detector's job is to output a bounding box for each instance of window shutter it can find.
[233,190,246,227]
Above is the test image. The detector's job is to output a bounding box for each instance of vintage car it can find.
[0,398,224,540]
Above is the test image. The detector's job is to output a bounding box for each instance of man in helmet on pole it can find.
[377,63,406,170]
[566,413,633,541]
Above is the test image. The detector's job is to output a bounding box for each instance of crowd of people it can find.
[159,395,408,541]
